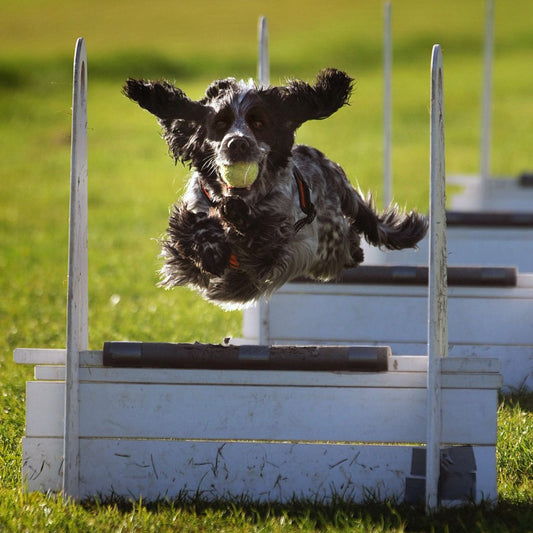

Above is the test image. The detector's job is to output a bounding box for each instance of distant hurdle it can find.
[448,0,533,211]
[15,39,501,510]
[247,3,533,391]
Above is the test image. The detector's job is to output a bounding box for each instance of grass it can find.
[1,0,532,530]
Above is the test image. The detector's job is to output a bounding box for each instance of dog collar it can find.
[198,170,315,233]
[292,166,316,232]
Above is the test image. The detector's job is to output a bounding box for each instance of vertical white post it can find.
[480,0,494,197]
[257,16,270,344]
[63,37,88,501]
[383,1,392,208]
[258,16,270,87]
[426,44,448,512]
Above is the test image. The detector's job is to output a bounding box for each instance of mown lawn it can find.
[1,0,532,530]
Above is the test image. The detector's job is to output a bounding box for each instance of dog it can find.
[123,68,428,309]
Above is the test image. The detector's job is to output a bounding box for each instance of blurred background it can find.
[1,0,532,355]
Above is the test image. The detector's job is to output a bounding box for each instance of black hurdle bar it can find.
[518,172,533,186]
[294,265,517,287]
[103,342,390,371]
[446,210,533,227]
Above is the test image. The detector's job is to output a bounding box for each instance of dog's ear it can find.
[267,68,353,128]
[123,78,210,123]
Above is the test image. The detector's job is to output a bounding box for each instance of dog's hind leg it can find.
[347,225,365,266]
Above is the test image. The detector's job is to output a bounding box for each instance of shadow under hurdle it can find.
[14,38,502,510]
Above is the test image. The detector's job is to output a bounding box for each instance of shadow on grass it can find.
[500,390,533,413]
[80,493,533,533]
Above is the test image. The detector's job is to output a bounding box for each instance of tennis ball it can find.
[219,162,259,188]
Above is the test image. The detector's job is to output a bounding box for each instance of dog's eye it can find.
[212,111,233,132]
[248,116,264,131]
[215,119,229,130]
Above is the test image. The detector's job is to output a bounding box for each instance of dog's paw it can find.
[195,238,232,277]
[220,197,252,233]
[188,220,232,276]
[169,208,232,276]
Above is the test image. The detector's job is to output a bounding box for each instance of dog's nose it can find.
[227,137,250,159]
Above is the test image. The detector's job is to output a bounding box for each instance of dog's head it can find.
[123,68,353,193]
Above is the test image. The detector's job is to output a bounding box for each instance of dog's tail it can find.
[348,192,428,250]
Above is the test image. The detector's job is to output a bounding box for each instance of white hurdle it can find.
[64,37,88,501]
[243,22,533,389]
[257,16,269,88]
[255,16,271,345]
[14,39,502,508]
[383,2,392,208]
[426,44,448,512]
[448,0,533,211]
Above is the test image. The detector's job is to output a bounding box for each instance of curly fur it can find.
[123,68,428,309]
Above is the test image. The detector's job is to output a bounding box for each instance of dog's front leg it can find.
[220,196,253,234]
[167,204,231,277]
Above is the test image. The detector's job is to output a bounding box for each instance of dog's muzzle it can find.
[226,137,251,161]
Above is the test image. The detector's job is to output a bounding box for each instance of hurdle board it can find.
[447,0,533,212]
[14,39,502,509]
[449,173,533,212]
[360,214,533,273]
[15,347,500,504]
[241,268,533,391]
[246,20,530,388]
[381,0,532,257]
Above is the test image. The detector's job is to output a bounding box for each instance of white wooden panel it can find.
[80,440,414,502]
[266,287,533,345]
[362,228,533,271]
[22,437,63,494]
[471,445,497,504]
[450,176,533,212]
[268,292,427,343]
[35,366,64,381]
[31,363,502,389]
[25,381,497,445]
[14,348,67,365]
[22,437,497,504]
[26,382,65,437]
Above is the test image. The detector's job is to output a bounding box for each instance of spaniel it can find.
[124,69,427,309]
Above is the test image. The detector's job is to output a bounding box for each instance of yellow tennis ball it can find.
[219,162,259,188]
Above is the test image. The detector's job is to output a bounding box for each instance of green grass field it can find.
[1,0,532,530]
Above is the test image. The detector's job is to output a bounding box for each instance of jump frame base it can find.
[16,348,501,505]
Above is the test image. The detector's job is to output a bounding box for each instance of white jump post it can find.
[63,37,88,501]
[258,16,270,88]
[480,0,494,198]
[383,1,392,208]
[426,44,448,511]
[256,16,270,343]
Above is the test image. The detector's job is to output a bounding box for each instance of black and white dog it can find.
[124,69,427,309]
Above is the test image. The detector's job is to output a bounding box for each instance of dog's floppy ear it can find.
[123,78,210,123]
[267,68,353,128]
